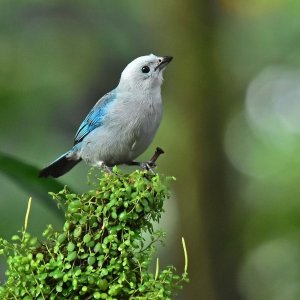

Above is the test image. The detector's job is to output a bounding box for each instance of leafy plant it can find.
[0,168,188,299]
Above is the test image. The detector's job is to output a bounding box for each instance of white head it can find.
[118,54,173,92]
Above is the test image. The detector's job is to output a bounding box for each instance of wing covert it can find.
[74,91,116,145]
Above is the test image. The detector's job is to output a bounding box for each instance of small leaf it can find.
[56,285,63,292]
[36,253,44,261]
[67,242,75,252]
[57,233,67,244]
[93,292,101,299]
[67,251,77,261]
[83,234,91,244]
[88,256,96,265]
[119,212,127,221]
[73,226,82,238]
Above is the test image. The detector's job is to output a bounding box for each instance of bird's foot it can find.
[95,161,113,174]
[140,161,157,174]
[102,164,113,174]
[127,147,164,173]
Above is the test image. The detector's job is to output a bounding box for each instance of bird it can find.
[39,54,173,178]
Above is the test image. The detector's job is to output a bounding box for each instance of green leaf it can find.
[57,233,67,244]
[88,256,96,265]
[93,292,101,299]
[67,242,75,252]
[0,152,68,217]
[83,233,91,244]
[74,226,82,238]
[67,251,77,261]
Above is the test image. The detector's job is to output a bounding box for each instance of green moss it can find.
[0,169,188,299]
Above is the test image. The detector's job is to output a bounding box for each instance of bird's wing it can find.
[74,91,116,145]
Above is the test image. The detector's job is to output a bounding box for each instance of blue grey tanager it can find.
[39,54,173,178]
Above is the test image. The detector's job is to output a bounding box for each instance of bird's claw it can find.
[103,165,113,174]
[97,162,113,174]
[126,147,164,174]
[140,161,156,174]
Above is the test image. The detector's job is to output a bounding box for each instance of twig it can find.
[182,237,188,274]
[155,257,159,280]
[24,197,32,232]
[149,147,165,165]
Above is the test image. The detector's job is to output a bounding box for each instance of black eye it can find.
[141,66,150,73]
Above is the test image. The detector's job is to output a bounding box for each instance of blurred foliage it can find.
[0,152,65,217]
[0,170,188,299]
[1,0,300,299]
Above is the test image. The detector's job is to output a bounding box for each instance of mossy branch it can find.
[0,169,188,300]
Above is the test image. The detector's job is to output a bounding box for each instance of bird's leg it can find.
[126,147,165,173]
[95,161,112,174]
[102,164,113,174]
[126,161,155,173]
[127,160,155,173]
[148,147,165,166]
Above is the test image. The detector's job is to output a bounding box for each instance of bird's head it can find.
[118,54,173,91]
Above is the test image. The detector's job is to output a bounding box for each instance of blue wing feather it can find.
[74,91,116,145]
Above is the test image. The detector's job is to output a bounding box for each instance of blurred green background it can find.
[1,0,300,299]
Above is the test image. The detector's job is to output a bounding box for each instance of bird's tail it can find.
[39,151,81,178]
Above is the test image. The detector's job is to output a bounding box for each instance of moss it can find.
[0,169,188,299]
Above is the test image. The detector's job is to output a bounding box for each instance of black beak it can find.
[155,56,173,71]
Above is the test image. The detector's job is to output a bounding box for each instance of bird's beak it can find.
[155,56,173,71]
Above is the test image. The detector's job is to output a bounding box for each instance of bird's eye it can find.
[141,66,150,73]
